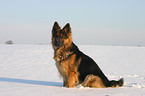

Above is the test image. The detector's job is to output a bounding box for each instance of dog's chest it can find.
[55,61,68,76]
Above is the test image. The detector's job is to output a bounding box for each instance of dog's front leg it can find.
[67,72,76,88]
[63,76,68,87]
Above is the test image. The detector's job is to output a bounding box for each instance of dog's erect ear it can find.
[63,23,71,33]
[52,22,60,33]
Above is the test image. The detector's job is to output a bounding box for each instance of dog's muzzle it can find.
[54,38,63,48]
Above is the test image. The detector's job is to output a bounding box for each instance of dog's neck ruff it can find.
[54,50,74,62]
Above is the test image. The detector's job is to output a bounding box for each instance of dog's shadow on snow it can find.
[0,77,62,87]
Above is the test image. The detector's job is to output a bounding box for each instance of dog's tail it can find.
[107,78,124,88]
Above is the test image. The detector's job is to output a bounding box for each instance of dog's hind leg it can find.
[81,74,106,88]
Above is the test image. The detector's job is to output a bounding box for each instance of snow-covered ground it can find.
[0,44,145,96]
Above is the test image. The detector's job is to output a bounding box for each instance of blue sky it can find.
[0,0,145,46]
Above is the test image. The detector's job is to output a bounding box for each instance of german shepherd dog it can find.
[52,22,124,88]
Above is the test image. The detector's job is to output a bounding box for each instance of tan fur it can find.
[82,74,106,88]
[53,32,80,87]
[52,31,79,87]
[55,54,81,87]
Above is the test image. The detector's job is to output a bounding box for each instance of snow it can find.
[0,44,145,96]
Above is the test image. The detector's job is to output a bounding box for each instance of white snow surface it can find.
[0,44,145,96]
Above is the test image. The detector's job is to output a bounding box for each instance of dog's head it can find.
[52,22,72,50]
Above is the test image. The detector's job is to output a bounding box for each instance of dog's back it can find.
[68,43,124,88]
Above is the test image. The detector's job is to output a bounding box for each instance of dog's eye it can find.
[61,34,68,39]
[62,33,68,39]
